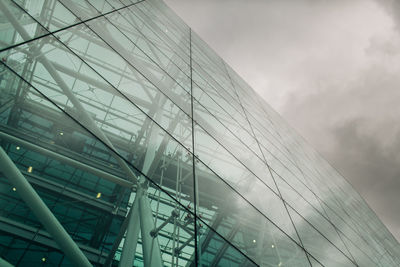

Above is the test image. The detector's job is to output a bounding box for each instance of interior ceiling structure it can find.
[0,0,399,266]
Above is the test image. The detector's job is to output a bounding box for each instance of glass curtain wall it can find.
[0,0,398,266]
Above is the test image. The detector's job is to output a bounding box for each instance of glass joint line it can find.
[0,0,146,54]
[189,27,199,267]
[275,170,373,264]
[26,3,331,252]
[103,0,192,74]
[268,140,359,264]
[221,60,314,267]
[292,153,374,264]
[260,108,393,262]
[55,0,196,120]
[1,1,399,266]
[0,59,194,258]
[217,48,372,267]
[1,58,258,267]
[82,0,192,91]
[188,110,367,264]
[12,0,197,159]
[3,16,346,262]
[189,100,363,264]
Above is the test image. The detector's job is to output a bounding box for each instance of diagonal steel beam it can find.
[0,146,92,267]
[0,257,14,267]
[210,222,241,267]
[0,0,138,184]
[118,186,143,267]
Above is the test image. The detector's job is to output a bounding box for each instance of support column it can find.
[139,186,164,267]
[0,0,138,184]
[0,257,14,267]
[118,186,143,267]
[0,147,92,267]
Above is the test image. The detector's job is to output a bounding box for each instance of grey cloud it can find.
[282,47,400,241]
[329,119,400,241]
[375,0,400,33]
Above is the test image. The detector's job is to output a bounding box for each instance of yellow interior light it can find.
[12,187,16,191]
[27,166,33,173]
[96,192,101,199]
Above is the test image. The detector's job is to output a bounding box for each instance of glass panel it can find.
[135,0,190,58]
[1,0,399,265]
[0,61,196,266]
[197,223,258,267]
[195,160,310,266]
[0,67,132,265]
[194,122,277,195]
[275,172,355,260]
[288,207,356,266]
[0,1,50,50]
[1,31,193,154]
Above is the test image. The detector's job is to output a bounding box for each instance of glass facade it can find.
[0,0,398,266]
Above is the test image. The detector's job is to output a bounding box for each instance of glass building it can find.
[0,0,399,266]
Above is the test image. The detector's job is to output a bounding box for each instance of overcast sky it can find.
[165,0,400,242]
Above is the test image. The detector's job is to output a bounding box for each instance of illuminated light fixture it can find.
[27,166,33,173]
[16,146,20,150]
[278,262,282,266]
[252,239,256,243]
[12,187,16,191]
[96,192,101,199]
[271,244,275,248]
[59,132,64,136]
[42,257,46,262]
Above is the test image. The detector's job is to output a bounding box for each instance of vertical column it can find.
[0,257,14,267]
[139,185,163,267]
[118,187,143,267]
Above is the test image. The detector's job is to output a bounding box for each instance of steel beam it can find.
[139,189,164,267]
[0,147,92,267]
[0,257,14,267]
[0,131,133,188]
[0,215,108,265]
[103,206,134,267]
[118,186,143,267]
[210,222,241,267]
[0,0,138,184]
[51,61,152,109]
[22,171,127,217]
[151,209,179,237]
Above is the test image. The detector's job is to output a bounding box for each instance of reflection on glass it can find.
[0,0,398,266]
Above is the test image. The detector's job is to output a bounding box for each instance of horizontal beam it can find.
[0,146,92,267]
[0,131,133,188]
[23,172,127,217]
[0,215,107,265]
